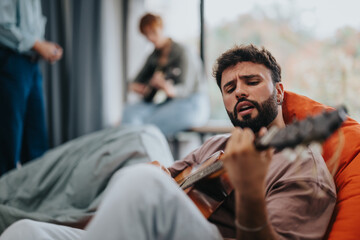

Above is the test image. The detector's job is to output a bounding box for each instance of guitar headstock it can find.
[255,106,348,151]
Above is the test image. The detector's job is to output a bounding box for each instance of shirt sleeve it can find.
[133,52,156,84]
[0,0,46,53]
[171,45,207,98]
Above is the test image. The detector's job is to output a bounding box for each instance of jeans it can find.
[0,165,223,240]
[122,93,210,137]
[0,49,48,176]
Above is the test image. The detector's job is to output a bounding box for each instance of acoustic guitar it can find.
[143,68,181,103]
[174,106,348,218]
[143,39,181,104]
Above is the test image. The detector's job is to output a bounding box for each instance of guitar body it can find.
[184,185,230,219]
[174,151,233,218]
[143,87,158,102]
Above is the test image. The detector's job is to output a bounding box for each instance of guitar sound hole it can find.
[194,177,230,202]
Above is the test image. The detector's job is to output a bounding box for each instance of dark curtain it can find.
[41,0,103,147]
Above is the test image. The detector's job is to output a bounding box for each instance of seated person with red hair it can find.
[122,13,210,137]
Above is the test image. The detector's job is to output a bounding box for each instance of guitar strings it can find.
[180,161,224,190]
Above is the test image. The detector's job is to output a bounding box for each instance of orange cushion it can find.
[282,91,360,240]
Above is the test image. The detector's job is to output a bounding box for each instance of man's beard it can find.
[226,89,278,133]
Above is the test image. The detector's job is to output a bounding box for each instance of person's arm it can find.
[147,43,193,98]
[0,0,43,52]
[222,127,280,240]
[166,45,206,98]
[127,52,158,98]
[133,52,157,85]
[32,40,63,63]
[128,82,147,96]
[0,0,62,63]
[148,71,176,98]
[222,127,336,239]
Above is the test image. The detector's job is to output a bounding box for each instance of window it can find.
[127,0,201,81]
[144,0,200,47]
[205,0,360,121]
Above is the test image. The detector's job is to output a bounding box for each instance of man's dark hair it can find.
[212,44,282,89]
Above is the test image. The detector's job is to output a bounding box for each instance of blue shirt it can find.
[0,0,46,53]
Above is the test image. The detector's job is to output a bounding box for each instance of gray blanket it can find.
[0,125,174,234]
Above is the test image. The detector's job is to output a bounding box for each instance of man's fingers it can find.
[258,127,268,137]
[224,127,256,160]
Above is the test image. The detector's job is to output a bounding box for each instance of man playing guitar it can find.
[1,45,337,240]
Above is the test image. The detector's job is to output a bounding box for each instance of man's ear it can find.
[275,82,284,104]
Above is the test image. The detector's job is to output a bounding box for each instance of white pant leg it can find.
[0,219,84,240]
[82,164,223,240]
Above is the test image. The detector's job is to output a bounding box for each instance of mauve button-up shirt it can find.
[168,134,336,239]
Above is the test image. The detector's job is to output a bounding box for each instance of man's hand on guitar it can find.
[222,127,274,195]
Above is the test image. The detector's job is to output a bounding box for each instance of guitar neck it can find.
[255,106,347,151]
[176,106,347,220]
[179,161,224,190]
[178,106,347,190]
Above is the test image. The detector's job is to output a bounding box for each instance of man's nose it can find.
[235,84,249,99]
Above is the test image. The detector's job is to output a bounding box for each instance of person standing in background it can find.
[122,13,210,138]
[0,0,63,176]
